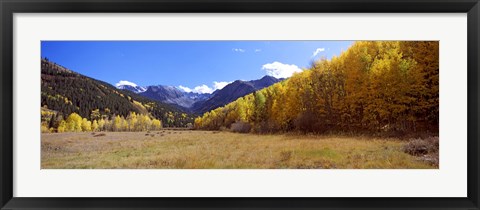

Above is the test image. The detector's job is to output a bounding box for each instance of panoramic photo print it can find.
[41,41,439,169]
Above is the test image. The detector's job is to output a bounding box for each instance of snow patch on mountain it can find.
[116,80,138,87]
[115,80,147,93]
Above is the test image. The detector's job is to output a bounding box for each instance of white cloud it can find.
[192,85,214,94]
[262,61,303,79]
[115,80,139,87]
[312,48,325,57]
[213,81,231,90]
[233,48,246,53]
[255,49,262,52]
[178,85,192,93]
[178,81,232,94]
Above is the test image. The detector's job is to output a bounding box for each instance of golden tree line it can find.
[194,41,439,134]
[41,111,162,133]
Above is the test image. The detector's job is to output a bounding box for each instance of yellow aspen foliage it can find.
[41,123,50,133]
[121,116,129,131]
[113,115,123,131]
[91,120,99,131]
[194,41,438,135]
[66,113,83,132]
[127,112,138,131]
[81,118,92,132]
[98,118,106,131]
[137,114,151,131]
[57,120,67,133]
[152,119,162,130]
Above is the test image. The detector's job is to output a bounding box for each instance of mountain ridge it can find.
[191,75,282,113]
[116,75,282,114]
[139,85,211,109]
[117,75,283,114]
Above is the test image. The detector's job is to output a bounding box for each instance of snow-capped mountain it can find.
[115,81,212,109]
[140,85,211,108]
[116,85,147,93]
[115,81,146,93]
[115,75,282,113]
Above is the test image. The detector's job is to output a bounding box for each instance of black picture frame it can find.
[1,0,479,209]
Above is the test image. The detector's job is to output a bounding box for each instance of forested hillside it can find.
[194,41,439,136]
[41,59,195,132]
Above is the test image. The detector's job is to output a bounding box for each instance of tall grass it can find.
[41,131,437,169]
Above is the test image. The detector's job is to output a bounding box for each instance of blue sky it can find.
[41,41,353,94]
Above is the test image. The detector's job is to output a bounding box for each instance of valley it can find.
[40,40,440,169]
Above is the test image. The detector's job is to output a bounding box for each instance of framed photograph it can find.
[1,0,479,209]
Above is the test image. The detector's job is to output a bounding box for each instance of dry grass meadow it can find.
[41,130,437,169]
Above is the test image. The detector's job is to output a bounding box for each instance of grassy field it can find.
[41,130,437,169]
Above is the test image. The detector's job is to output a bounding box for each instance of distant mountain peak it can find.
[115,80,146,93]
[260,75,276,80]
[191,75,282,113]
[114,75,281,113]
[140,85,211,109]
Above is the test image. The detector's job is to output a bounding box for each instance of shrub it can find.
[41,124,51,133]
[403,137,439,156]
[230,121,251,133]
[253,121,271,134]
